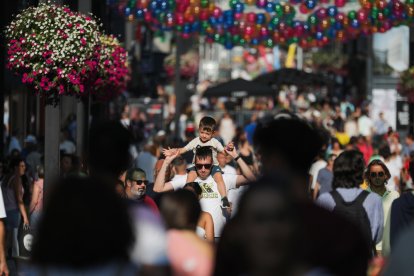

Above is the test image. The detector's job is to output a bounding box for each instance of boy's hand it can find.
[164,151,180,165]
[225,144,238,158]
[225,142,235,154]
[162,147,176,157]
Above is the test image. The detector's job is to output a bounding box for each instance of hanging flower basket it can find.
[398,67,414,103]
[92,35,130,101]
[5,2,101,104]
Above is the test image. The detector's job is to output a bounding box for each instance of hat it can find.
[126,168,146,181]
[24,135,37,144]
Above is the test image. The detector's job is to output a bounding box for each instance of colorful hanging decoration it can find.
[110,0,414,49]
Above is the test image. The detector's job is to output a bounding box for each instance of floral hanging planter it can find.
[5,2,130,105]
[92,35,130,101]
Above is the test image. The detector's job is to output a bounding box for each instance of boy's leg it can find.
[186,170,198,183]
[213,171,230,208]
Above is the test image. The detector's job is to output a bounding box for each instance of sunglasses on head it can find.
[370,171,385,178]
[134,180,148,185]
[195,163,212,170]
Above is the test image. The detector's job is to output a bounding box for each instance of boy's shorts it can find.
[187,165,222,176]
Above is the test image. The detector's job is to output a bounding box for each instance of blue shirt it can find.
[316,168,333,196]
[402,143,414,157]
[316,187,384,244]
[244,122,257,145]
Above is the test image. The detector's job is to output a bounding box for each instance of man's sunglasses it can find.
[195,163,212,170]
[134,180,149,185]
[370,171,385,178]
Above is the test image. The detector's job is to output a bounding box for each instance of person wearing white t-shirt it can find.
[217,152,246,217]
[154,146,256,238]
[170,156,188,184]
[0,187,9,275]
[358,112,374,138]
[163,116,234,209]
[217,152,237,176]
[309,153,327,193]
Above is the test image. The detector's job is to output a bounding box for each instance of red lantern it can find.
[299,4,309,14]
[199,9,209,20]
[335,0,346,7]
[212,7,222,18]
[247,12,256,23]
[357,9,368,21]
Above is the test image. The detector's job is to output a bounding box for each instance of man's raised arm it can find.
[225,147,256,186]
[153,152,179,193]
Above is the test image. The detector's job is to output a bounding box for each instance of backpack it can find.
[330,189,375,256]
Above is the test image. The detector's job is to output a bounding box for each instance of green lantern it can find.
[232,34,241,43]
[274,4,283,17]
[129,0,137,8]
[348,10,357,20]
[289,37,299,44]
[229,0,238,8]
[201,0,209,8]
[308,14,318,25]
[371,7,378,20]
[271,16,281,26]
[168,0,176,8]
[214,33,221,42]
[265,38,274,47]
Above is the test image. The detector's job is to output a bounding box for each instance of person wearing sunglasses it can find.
[125,168,159,214]
[364,159,399,256]
[154,146,256,240]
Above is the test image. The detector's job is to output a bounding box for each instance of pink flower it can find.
[79,84,84,93]
[80,38,86,46]
[22,73,28,83]
[59,85,65,94]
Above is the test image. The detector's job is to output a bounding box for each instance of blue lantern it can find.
[327,6,337,17]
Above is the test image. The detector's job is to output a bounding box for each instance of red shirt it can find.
[357,143,373,165]
[143,195,159,214]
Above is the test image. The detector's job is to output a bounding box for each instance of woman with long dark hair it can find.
[2,158,30,258]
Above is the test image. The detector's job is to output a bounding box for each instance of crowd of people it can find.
[0,96,414,275]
